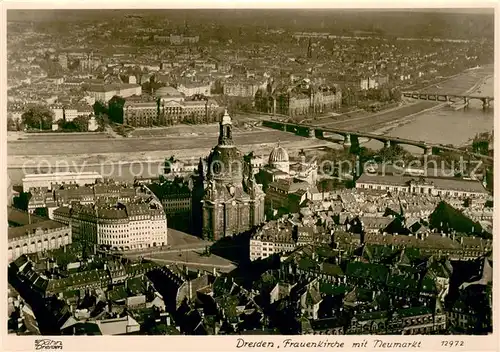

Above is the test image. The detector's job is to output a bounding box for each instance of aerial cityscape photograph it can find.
[5,8,494,337]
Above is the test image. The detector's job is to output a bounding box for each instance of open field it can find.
[8,128,307,157]
[145,251,236,273]
[8,132,111,142]
[129,123,263,138]
[7,66,492,183]
[7,137,329,182]
[120,229,211,258]
[166,228,211,248]
[334,101,440,131]
[130,124,221,137]
[413,66,493,95]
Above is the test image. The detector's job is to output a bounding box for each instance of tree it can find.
[108,96,126,124]
[21,105,54,130]
[93,101,108,116]
[390,87,402,102]
[378,144,410,163]
[72,115,90,132]
[7,117,17,131]
[58,115,89,132]
[379,87,391,102]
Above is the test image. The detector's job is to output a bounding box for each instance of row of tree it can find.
[342,86,402,108]
[19,105,54,130]
[9,105,96,132]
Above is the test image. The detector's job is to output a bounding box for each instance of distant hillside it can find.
[6,9,494,40]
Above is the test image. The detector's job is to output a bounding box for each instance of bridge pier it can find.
[423,146,432,156]
[384,140,391,149]
[463,97,469,107]
[482,98,490,109]
[343,134,351,147]
[308,128,316,138]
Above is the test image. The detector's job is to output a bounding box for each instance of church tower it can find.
[200,110,265,241]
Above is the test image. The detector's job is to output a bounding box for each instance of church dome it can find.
[155,86,183,98]
[207,145,244,182]
[268,144,290,174]
[269,144,289,164]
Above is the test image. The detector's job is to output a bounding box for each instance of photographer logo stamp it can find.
[34,339,63,351]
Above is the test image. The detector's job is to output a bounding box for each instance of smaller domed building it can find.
[257,144,318,191]
[268,143,290,174]
[155,86,185,103]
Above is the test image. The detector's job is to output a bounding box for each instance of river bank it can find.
[377,75,494,151]
[373,70,493,135]
[7,65,493,182]
[7,138,330,183]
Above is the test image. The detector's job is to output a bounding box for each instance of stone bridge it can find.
[261,120,493,162]
[402,91,493,108]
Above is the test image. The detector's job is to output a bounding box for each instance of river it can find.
[7,67,494,183]
[363,74,494,153]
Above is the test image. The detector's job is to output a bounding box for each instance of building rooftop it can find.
[8,220,69,240]
[8,207,46,227]
[155,86,183,98]
[356,173,488,194]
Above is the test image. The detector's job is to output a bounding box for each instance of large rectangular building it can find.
[8,218,72,262]
[223,79,263,97]
[147,179,193,232]
[123,98,220,127]
[176,82,211,97]
[22,172,103,192]
[355,172,489,199]
[123,101,158,127]
[53,201,167,250]
[88,84,142,103]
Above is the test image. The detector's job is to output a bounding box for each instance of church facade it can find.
[199,110,265,241]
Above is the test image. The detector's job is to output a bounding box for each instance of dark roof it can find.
[8,220,69,240]
[386,275,419,292]
[8,207,45,226]
[429,201,487,236]
[311,317,344,331]
[396,306,432,318]
[11,254,29,271]
[346,262,389,284]
[148,180,192,200]
[319,282,348,296]
[355,310,389,321]
[320,262,344,276]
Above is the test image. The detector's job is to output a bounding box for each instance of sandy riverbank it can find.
[373,72,493,135]
[7,138,329,170]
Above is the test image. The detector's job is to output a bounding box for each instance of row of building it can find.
[122,86,220,127]
[9,176,169,260]
[52,200,168,251]
[255,80,342,117]
[355,172,489,200]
